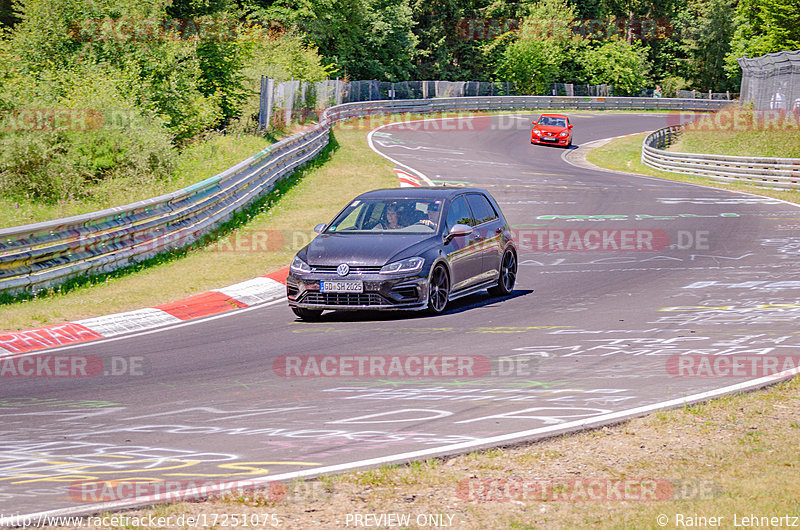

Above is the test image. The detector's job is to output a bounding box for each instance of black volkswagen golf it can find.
[286,187,517,320]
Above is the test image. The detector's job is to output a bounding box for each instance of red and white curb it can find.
[394,168,423,187]
[0,268,290,356]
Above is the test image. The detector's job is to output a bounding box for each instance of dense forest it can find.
[0,0,797,203]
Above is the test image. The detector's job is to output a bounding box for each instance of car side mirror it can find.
[313,223,327,233]
[444,223,472,243]
[568,124,573,129]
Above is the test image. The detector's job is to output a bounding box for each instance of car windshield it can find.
[539,116,566,127]
[325,198,442,234]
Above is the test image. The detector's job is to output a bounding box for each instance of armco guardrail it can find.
[641,125,800,189]
[0,96,730,296]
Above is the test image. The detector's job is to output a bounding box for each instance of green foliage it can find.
[493,0,578,93]
[580,39,652,95]
[496,38,563,94]
[412,0,474,80]
[673,0,737,91]
[725,0,800,78]
[271,0,417,81]
[0,0,331,205]
[660,75,690,97]
[0,72,174,204]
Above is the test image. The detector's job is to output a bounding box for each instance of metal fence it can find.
[261,80,518,129]
[548,83,613,97]
[738,50,800,110]
[677,90,733,100]
[641,126,800,189]
[2,96,730,296]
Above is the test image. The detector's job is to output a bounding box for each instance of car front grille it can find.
[311,265,383,274]
[300,292,387,306]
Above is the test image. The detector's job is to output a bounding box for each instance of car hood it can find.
[301,233,436,266]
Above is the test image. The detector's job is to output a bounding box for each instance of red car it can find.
[530,114,573,147]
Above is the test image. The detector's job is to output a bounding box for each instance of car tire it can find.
[291,307,323,321]
[488,249,517,297]
[426,264,450,315]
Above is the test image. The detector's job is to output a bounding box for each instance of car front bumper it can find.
[531,135,569,146]
[287,271,430,311]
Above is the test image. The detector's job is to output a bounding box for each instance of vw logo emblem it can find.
[337,263,349,276]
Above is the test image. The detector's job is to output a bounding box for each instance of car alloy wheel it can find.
[426,264,450,314]
[489,249,517,296]
[292,307,323,321]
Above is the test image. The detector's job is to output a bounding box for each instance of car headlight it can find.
[380,257,424,274]
[559,131,569,137]
[290,255,311,273]
[532,128,540,135]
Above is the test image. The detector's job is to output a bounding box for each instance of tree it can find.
[725,0,800,78]
[492,0,579,93]
[496,38,563,93]
[675,0,736,91]
[580,38,652,94]
[270,0,417,81]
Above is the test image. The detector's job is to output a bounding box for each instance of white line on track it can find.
[4,365,798,525]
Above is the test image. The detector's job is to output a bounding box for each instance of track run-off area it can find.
[1,112,799,521]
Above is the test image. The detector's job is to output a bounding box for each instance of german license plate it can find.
[321,281,363,293]
[542,137,557,142]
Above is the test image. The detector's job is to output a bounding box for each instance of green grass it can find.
[0,124,396,332]
[0,132,274,227]
[586,132,800,205]
[669,109,800,158]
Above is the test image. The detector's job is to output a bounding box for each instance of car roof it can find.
[355,187,492,201]
[538,113,569,119]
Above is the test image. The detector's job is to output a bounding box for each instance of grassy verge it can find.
[669,110,800,158]
[0,124,396,332]
[585,133,800,205]
[0,133,277,228]
[66,377,800,529]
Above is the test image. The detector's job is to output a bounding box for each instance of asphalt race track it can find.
[1,113,799,519]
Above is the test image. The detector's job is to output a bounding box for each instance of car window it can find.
[484,195,501,221]
[445,196,473,230]
[329,202,364,231]
[465,194,494,225]
[326,199,435,233]
[481,194,499,221]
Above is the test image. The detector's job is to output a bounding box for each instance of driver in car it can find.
[380,203,403,229]
[417,201,440,229]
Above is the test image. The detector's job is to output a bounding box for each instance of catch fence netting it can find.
[260,79,516,129]
[259,79,629,129]
[738,50,800,110]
